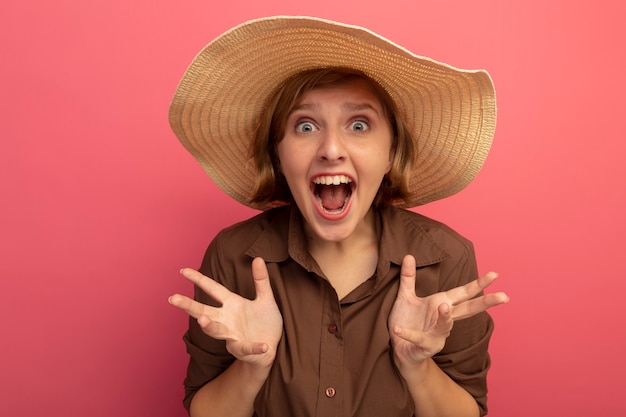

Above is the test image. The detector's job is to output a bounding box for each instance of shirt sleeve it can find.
[432,238,494,417]
[181,230,253,411]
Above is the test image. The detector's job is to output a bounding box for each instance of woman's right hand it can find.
[169,257,284,369]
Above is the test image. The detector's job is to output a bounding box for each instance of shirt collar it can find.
[245,206,315,268]
[246,205,450,274]
[377,205,450,276]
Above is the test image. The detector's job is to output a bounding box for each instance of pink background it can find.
[1,0,624,416]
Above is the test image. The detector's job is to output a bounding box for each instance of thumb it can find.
[398,254,417,296]
[251,257,274,300]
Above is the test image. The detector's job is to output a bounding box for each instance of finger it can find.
[393,325,447,356]
[445,271,500,304]
[228,340,270,357]
[179,268,232,304]
[398,255,417,297]
[426,302,454,334]
[436,302,453,329]
[168,293,215,320]
[250,257,274,300]
[451,291,510,321]
[197,315,231,340]
[393,325,427,346]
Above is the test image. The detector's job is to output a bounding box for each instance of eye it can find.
[350,120,370,132]
[295,121,318,133]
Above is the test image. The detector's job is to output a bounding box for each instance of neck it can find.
[305,208,380,299]
[305,207,379,257]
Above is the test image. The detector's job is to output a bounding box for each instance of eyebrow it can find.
[340,102,379,114]
[291,101,380,115]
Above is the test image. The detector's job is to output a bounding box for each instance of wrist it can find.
[239,358,274,384]
[395,356,433,387]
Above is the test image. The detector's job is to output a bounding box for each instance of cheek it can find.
[385,133,398,172]
[276,142,300,177]
[276,142,287,173]
[375,140,395,174]
[386,149,395,173]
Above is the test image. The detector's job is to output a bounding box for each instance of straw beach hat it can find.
[169,16,496,209]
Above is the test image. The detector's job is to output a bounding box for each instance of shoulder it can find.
[379,206,478,290]
[199,206,290,293]
[381,206,474,255]
[214,206,289,242]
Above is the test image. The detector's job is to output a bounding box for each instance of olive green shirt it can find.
[182,205,494,416]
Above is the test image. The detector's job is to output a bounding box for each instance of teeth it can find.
[312,175,352,185]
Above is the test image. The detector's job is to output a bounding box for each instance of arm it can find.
[395,357,480,417]
[188,359,271,417]
[389,255,509,417]
[169,258,283,417]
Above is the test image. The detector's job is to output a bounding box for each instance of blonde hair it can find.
[249,68,415,208]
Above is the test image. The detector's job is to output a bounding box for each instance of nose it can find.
[317,127,346,163]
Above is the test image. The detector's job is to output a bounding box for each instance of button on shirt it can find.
[182,205,494,416]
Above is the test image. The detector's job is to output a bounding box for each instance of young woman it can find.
[168,17,509,417]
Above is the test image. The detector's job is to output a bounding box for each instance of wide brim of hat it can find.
[169,16,496,209]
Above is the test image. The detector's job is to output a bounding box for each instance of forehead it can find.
[294,78,385,108]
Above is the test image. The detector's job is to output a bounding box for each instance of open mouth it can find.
[311,175,354,214]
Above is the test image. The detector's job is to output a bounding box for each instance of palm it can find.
[170,257,283,367]
[389,286,453,363]
[389,255,509,366]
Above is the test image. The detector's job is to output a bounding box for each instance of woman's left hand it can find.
[388,254,509,369]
